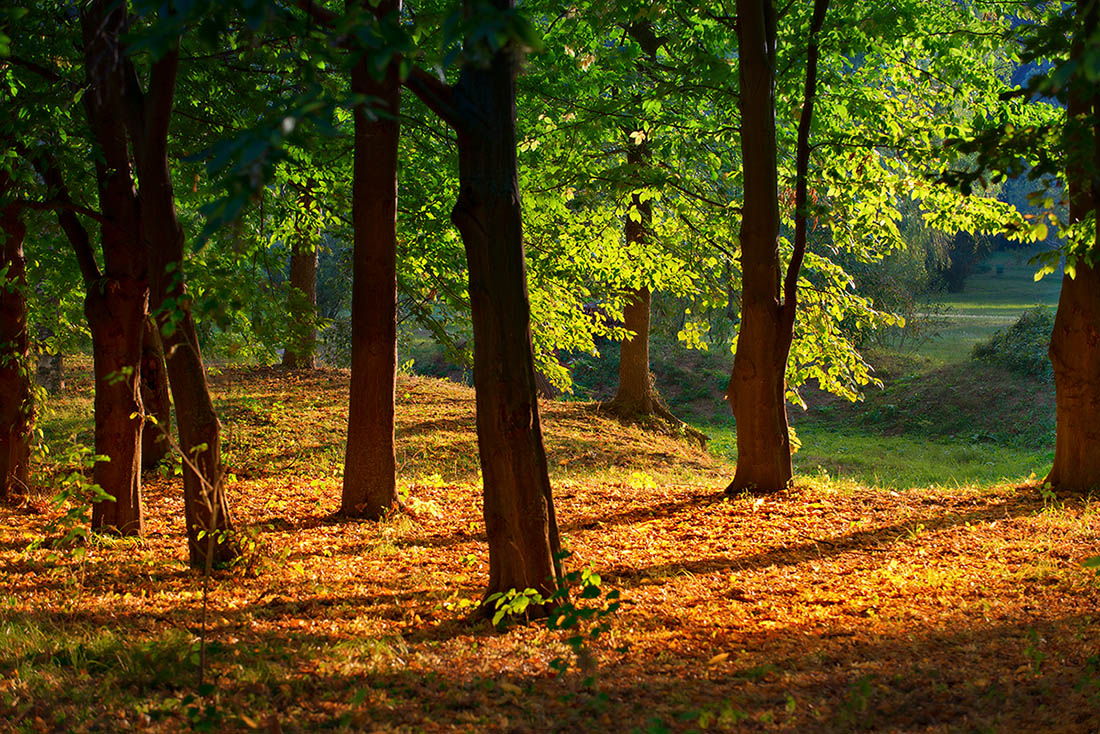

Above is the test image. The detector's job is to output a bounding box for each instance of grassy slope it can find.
[627,248,1063,489]
[3,369,1099,732]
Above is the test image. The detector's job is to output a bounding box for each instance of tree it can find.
[341,0,401,519]
[610,148,656,417]
[78,0,151,534]
[942,0,1099,492]
[282,188,319,370]
[406,0,563,613]
[0,166,32,504]
[1047,0,1100,492]
[725,0,828,494]
[121,4,238,566]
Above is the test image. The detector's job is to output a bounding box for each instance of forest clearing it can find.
[3,367,1099,733]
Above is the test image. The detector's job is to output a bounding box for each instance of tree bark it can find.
[613,286,654,414]
[611,145,655,415]
[122,32,236,566]
[726,0,792,494]
[450,2,561,611]
[1046,0,1100,492]
[81,1,148,534]
[140,316,171,471]
[726,0,828,494]
[341,0,400,519]
[0,171,32,503]
[282,192,319,370]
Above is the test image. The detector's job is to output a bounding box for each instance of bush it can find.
[972,307,1055,379]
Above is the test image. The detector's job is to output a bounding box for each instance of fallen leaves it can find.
[1,369,1098,732]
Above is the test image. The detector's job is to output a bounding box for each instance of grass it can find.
[922,248,1062,363]
[705,423,1054,489]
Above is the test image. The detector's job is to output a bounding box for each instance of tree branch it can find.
[24,150,104,286]
[782,0,829,328]
[403,66,461,130]
[7,56,79,88]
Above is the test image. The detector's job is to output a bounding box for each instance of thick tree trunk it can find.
[81,2,148,534]
[282,197,319,370]
[726,0,793,495]
[450,11,562,612]
[1046,0,1100,493]
[87,281,146,533]
[341,0,400,519]
[1,176,32,503]
[140,317,171,471]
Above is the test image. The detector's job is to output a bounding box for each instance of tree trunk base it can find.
[599,394,708,449]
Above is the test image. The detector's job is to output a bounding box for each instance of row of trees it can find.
[1,0,1096,613]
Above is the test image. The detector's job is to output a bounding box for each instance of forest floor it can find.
[3,367,1100,733]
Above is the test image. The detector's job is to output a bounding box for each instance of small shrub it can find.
[971,307,1055,380]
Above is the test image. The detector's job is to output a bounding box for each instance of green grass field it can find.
[921,249,1062,363]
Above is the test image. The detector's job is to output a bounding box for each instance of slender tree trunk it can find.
[141,161,236,567]
[140,317,171,471]
[341,0,400,518]
[450,7,561,611]
[36,348,64,393]
[81,2,148,534]
[282,192,319,370]
[1046,0,1100,492]
[0,173,32,503]
[35,289,64,393]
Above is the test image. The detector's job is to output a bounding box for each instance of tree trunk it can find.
[142,172,236,567]
[282,193,319,370]
[726,0,828,493]
[613,286,654,414]
[611,147,655,416]
[87,281,146,533]
[726,0,793,495]
[0,174,32,503]
[1046,0,1100,493]
[126,37,237,567]
[450,7,562,612]
[81,1,148,534]
[341,0,400,519]
[35,290,64,393]
[140,317,171,471]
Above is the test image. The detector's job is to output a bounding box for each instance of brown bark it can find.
[611,146,655,415]
[1046,0,1100,493]
[140,317,171,471]
[613,286,654,414]
[282,192,319,370]
[119,23,235,566]
[340,0,400,519]
[726,0,827,494]
[1,172,32,503]
[449,0,561,611]
[726,0,791,495]
[81,1,148,534]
